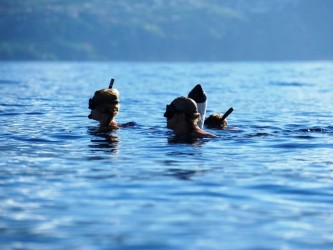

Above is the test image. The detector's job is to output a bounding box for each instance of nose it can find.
[88,113,92,119]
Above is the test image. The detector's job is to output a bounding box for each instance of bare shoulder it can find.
[192,128,217,138]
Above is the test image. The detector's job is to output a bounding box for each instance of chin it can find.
[166,120,172,129]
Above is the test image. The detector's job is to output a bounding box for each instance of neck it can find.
[174,121,195,136]
[99,115,117,128]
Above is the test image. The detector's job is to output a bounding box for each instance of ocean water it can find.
[0,61,333,250]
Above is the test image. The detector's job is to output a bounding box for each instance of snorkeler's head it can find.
[88,88,120,118]
[89,88,119,109]
[164,96,200,121]
[204,113,227,129]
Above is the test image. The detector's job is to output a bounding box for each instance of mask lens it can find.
[89,98,96,109]
[164,111,175,119]
[164,104,177,119]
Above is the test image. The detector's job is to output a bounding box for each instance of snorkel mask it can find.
[88,97,119,110]
[164,98,200,121]
[88,78,119,110]
[164,103,178,120]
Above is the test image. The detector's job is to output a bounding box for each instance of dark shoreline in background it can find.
[1,0,333,61]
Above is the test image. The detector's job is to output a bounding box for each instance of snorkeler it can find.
[204,107,234,129]
[164,96,216,138]
[88,78,135,130]
[188,84,234,130]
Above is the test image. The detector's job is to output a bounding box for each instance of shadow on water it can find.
[165,168,208,181]
[162,134,212,181]
[87,127,119,155]
[166,134,211,146]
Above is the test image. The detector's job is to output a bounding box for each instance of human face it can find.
[88,109,103,121]
[166,112,178,129]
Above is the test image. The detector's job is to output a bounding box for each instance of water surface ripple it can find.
[0,61,333,250]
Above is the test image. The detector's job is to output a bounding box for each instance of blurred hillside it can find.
[1,0,332,61]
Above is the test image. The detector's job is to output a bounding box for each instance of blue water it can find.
[1,61,333,250]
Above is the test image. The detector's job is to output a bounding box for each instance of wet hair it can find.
[164,96,200,129]
[89,89,120,118]
[204,113,227,129]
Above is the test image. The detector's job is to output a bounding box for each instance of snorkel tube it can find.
[109,78,115,89]
[221,107,234,121]
[188,84,207,129]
